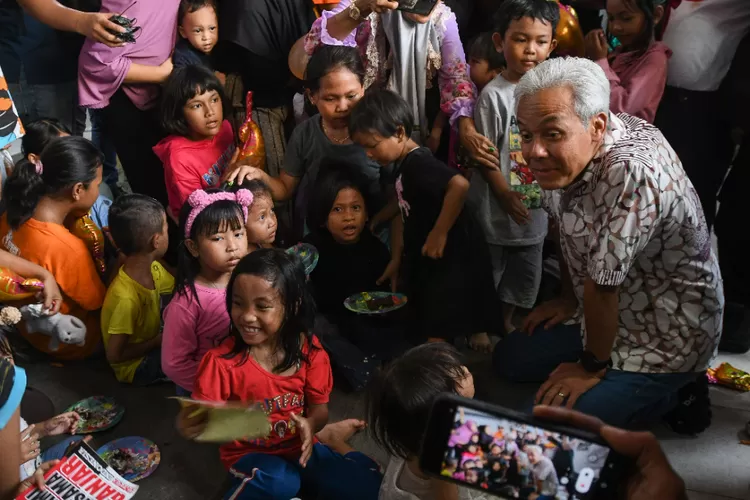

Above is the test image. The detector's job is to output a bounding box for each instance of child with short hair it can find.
[101,194,173,385]
[368,343,493,500]
[162,188,250,395]
[174,0,219,70]
[470,0,559,336]
[176,249,382,499]
[350,89,499,351]
[234,180,278,250]
[0,136,105,360]
[585,0,671,123]
[155,65,236,218]
[430,32,506,166]
[468,32,507,92]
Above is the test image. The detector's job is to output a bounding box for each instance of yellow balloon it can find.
[553,1,585,57]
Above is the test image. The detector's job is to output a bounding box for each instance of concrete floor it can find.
[15,339,749,500]
[9,127,750,499]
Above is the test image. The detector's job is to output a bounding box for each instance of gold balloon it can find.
[553,1,585,57]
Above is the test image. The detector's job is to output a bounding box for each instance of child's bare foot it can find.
[316,419,366,448]
[468,332,492,353]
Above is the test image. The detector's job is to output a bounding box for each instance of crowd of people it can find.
[0,0,748,498]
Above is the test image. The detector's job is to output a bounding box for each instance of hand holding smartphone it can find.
[396,0,439,16]
[420,394,627,499]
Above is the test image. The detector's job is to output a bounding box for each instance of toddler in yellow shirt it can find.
[101,194,174,384]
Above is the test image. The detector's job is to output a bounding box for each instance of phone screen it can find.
[441,406,613,500]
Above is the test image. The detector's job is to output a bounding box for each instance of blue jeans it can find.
[89,108,119,186]
[132,349,166,386]
[493,324,698,428]
[225,443,382,500]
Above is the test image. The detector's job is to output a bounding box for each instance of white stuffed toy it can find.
[19,304,87,352]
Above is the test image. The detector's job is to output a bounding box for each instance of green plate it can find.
[344,291,408,315]
[286,243,319,275]
[65,396,124,433]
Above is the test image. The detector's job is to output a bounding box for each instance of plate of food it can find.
[97,437,160,482]
[344,291,408,315]
[65,396,124,433]
[286,243,319,275]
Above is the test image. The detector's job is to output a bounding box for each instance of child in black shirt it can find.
[174,0,218,70]
[304,161,410,389]
[350,89,500,350]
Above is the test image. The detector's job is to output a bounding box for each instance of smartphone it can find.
[420,394,627,500]
[396,0,439,16]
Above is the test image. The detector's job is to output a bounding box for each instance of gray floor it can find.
[11,125,750,499]
[17,343,750,500]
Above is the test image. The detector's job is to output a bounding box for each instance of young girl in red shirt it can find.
[177,249,381,499]
[154,65,237,219]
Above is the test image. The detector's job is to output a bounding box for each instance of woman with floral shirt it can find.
[296,0,500,171]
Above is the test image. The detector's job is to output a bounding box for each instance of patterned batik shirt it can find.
[543,114,723,374]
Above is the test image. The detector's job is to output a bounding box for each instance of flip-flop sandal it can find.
[467,333,492,353]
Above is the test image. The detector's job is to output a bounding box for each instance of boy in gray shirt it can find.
[468,0,559,334]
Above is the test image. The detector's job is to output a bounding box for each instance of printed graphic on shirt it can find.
[202,144,236,187]
[2,230,18,256]
[0,73,24,149]
[396,175,411,219]
[243,392,305,447]
[508,116,542,209]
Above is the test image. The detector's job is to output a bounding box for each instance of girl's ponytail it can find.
[5,136,102,229]
[5,160,45,228]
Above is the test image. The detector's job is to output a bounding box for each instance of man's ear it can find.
[590,112,609,142]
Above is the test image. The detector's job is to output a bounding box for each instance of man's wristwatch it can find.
[348,2,362,21]
[579,350,611,373]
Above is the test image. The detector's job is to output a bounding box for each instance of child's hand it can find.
[38,272,62,315]
[20,425,41,464]
[63,435,93,457]
[422,229,448,259]
[376,258,400,292]
[16,460,60,496]
[585,30,609,61]
[290,413,314,468]
[223,149,268,186]
[43,412,81,437]
[176,405,209,440]
[498,190,530,225]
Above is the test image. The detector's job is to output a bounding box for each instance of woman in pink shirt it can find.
[78,0,179,205]
[585,0,672,123]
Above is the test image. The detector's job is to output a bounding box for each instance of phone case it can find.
[420,394,628,500]
[396,0,439,16]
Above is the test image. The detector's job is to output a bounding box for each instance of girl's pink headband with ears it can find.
[184,189,254,238]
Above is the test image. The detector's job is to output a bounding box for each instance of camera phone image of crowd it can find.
[440,408,612,500]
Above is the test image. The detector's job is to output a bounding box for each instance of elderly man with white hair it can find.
[493,57,723,430]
